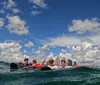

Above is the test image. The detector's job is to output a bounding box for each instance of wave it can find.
[0,61,100,85]
[0,67,100,85]
[0,61,10,68]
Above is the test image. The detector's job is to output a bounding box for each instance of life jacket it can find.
[32,64,43,69]
[75,64,80,68]
[32,59,46,69]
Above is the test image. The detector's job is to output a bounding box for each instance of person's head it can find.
[61,60,66,67]
[48,58,54,66]
[24,58,29,64]
[33,59,37,64]
[74,61,77,65]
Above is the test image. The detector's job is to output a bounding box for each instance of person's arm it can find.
[23,65,35,68]
[41,59,46,65]
[39,59,46,67]
[27,66,34,68]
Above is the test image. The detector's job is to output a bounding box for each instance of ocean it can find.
[0,61,100,85]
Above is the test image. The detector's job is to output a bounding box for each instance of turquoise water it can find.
[0,61,100,85]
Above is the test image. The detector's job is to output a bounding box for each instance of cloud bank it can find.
[68,18,100,34]
[0,41,28,62]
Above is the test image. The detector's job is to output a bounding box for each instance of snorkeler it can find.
[30,59,46,69]
[59,57,74,69]
[59,57,69,68]
[74,61,80,68]
[48,58,58,70]
[23,58,29,67]
[59,59,67,68]
[10,58,29,70]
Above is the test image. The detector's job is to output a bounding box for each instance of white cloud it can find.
[39,45,49,51]
[30,0,47,8]
[68,39,100,65]
[0,41,27,62]
[24,41,34,48]
[5,0,17,9]
[33,5,38,9]
[75,34,100,45]
[68,18,100,34]
[3,0,22,15]
[61,49,67,54]
[6,15,29,35]
[32,49,46,62]
[71,45,97,65]
[33,47,47,55]
[4,0,16,9]
[40,38,100,66]
[0,41,21,53]
[0,42,9,49]
[43,35,81,47]
[30,0,48,16]
[41,35,100,65]
[54,39,100,66]
[31,10,41,16]
[32,45,49,62]
[12,8,21,14]
[0,18,4,28]
[91,35,100,45]
[34,50,42,54]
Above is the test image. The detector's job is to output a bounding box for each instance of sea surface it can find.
[0,61,100,85]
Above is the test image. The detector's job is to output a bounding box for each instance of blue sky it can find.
[0,0,100,61]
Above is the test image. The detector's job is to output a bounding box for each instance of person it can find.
[10,63,18,70]
[59,57,67,68]
[74,61,80,68]
[10,58,29,70]
[23,58,29,67]
[60,59,67,68]
[59,58,73,69]
[31,59,46,69]
[48,58,58,70]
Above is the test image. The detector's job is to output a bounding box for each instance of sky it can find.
[0,0,100,63]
